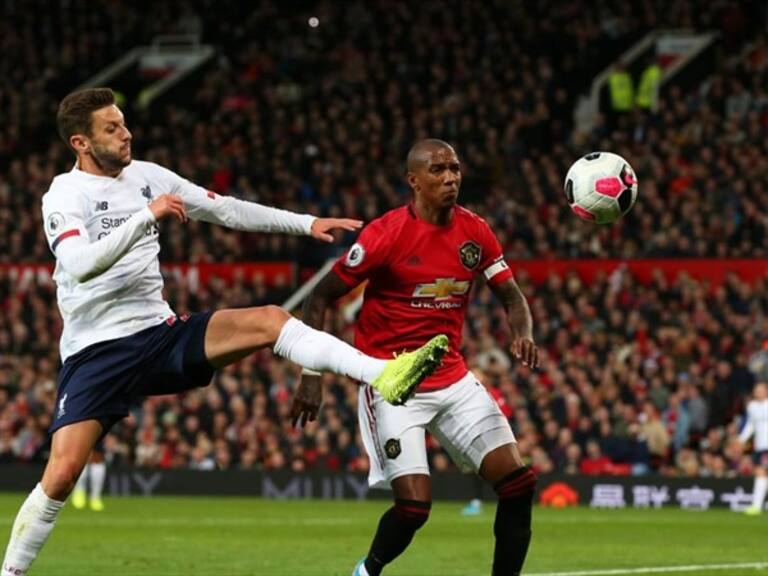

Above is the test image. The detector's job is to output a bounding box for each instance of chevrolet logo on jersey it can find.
[412,278,470,300]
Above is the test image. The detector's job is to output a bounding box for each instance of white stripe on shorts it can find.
[365,385,386,469]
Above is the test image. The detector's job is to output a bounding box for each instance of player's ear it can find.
[70,134,90,154]
[407,172,419,191]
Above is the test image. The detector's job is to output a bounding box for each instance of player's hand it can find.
[149,194,187,223]
[310,218,363,242]
[290,376,323,427]
[511,337,539,369]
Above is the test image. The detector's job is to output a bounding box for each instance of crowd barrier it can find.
[0,465,755,511]
[4,260,765,292]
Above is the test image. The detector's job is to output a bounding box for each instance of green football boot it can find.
[371,335,449,405]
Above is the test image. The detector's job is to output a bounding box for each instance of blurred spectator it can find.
[579,441,617,475]
[640,403,670,469]
[635,56,662,113]
[608,62,634,126]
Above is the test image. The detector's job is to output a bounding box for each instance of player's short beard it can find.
[90,142,130,174]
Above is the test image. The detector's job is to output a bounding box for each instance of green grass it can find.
[1,493,766,575]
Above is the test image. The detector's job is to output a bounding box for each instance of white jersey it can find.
[739,399,768,451]
[42,160,315,361]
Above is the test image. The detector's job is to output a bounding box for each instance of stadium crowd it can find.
[1,264,766,479]
[0,1,766,266]
[0,0,767,478]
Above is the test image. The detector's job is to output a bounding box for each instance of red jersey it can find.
[333,204,513,391]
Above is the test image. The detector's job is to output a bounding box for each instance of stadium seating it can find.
[1,262,765,479]
[0,0,766,478]
[2,2,765,264]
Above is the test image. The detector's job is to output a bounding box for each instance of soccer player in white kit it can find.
[1,88,448,576]
[738,382,768,515]
[70,448,107,512]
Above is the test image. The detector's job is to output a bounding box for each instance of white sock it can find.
[2,484,64,576]
[752,476,768,510]
[74,464,89,493]
[273,318,387,383]
[90,462,106,500]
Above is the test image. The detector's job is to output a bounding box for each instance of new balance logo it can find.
[57,393,67,419]
[95,201,109,211]
[406,255,422,266]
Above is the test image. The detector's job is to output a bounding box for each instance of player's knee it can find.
[393,499,432,530]
[252,305,290,339]
[494,465,537,500]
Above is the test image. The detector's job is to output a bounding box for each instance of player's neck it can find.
[413,199,454,226]
[75,156,122,178]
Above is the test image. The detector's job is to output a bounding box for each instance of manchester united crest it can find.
[459,241,481,269]
[384,438,401,459]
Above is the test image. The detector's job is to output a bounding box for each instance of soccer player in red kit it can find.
[291,139,539,576]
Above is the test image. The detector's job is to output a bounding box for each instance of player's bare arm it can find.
[309,218,362,242]
[489,277,539,369]
[290,270,354,426]
[149,194,187,223]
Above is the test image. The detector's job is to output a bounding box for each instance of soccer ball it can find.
[564,152,638,224]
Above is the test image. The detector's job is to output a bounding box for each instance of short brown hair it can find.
[56,87,115,150]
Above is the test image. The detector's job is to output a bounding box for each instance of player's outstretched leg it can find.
[369,335,449,405]
[205,308,448,405]
[2,420,101,576]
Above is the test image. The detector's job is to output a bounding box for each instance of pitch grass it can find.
[0,494,766,576]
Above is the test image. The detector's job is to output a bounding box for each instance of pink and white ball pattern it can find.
[564,152,638,225]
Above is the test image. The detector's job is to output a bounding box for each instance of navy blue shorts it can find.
[50,312,215,437]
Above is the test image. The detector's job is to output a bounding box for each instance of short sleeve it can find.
[332,219,391,287]
[477,219,513,286]
[42,186,88,254]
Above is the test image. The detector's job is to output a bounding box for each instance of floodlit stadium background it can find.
[1,1,767,574]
